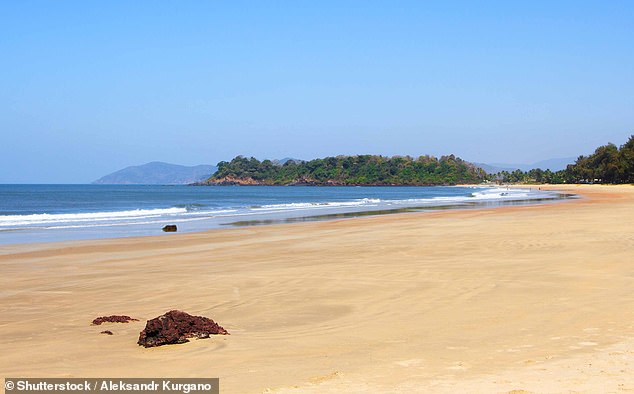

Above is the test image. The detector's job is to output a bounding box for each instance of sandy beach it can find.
[1,184,633,393]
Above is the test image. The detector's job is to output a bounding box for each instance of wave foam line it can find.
[0,207,187,226]
[254,198,382,211]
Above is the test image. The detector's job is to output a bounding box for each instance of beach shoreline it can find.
[1,184,633,393]
[0,185,568,249]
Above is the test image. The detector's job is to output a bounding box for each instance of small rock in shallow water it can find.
[138,310,229,348]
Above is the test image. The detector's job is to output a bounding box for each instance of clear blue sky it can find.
[1,1,632,183]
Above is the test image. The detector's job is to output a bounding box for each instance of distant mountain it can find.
[529,157,577,171]
[272,157,305,165]
[473,163,515,174]
[474,157,576,174]
[93,162,217,185]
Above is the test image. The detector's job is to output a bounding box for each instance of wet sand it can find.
[1,184,633,393]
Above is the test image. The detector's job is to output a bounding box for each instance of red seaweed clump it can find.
[137,310,229,348]
[92,315,139,325]
[100,330,114,335]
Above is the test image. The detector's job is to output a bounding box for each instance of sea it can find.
[0,184,568,245]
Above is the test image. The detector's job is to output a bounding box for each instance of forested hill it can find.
[203,155,486,186]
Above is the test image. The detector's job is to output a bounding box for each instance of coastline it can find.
[1,184,633,393]
[0,185,565,246]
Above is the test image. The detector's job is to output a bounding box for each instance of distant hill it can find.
[474,157,576,174]
[272,157,305,166]
[93,162,217,185]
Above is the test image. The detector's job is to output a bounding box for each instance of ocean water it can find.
[0,185,565,245]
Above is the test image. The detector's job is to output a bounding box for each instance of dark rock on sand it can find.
[100,330,114,335]
[162,225,177,232]
[138,310,229,348]
[92,315,139,325]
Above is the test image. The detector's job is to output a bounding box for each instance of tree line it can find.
[492,135,633,184]
[206,154,486,185]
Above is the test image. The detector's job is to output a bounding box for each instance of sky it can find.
[1,1,633,183]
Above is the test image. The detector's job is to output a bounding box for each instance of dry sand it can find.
[1,184,633,393]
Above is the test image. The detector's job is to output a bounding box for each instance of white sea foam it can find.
[246,190,542,214]
[0,207,187,227]
[254,198,382,211]
[360,188,540,207]
[470,188,530,199]
[182,209,237,216]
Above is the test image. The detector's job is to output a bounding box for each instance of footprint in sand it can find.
[447,362,468,370]
[309,371,341,384]
[395,359,424,367]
